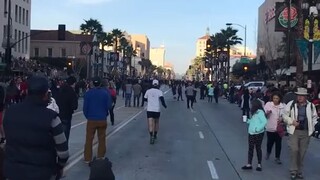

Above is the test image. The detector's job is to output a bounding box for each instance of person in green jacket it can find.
[242,100,267,172]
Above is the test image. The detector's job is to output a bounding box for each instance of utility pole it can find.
[4,0,12,75]
[286,0,291,86]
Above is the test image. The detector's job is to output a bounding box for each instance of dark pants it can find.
[141,91,146,106]
[266,131,282,159]
[177,93,183,101]
[208,95,213,102]
[109,105,115,124]
[133,94,140,107]
[248,133,264,164]
[186,96,194,108]
[242,108,250,118]
[61,119,72,143]
[200,90,205,99]
[214,95,219,103]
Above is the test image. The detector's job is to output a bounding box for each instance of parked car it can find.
[244,81,265,92]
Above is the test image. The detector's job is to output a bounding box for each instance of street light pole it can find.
[5,0,12,75]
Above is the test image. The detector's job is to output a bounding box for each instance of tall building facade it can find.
[129,34,150,59]
[150,45,165,67]
[196,28,210,57]
[0,0,31,60]
[256,0,284,65]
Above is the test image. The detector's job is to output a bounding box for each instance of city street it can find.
[64,89,320,180]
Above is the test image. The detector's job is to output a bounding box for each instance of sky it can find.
[31,0,264,74]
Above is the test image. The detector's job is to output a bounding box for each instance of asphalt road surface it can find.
[64,88,320,180]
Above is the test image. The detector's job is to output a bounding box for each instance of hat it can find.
[27,76,49,95]
[92,77,101,87]
[295,87,308,96]
[152,79,159,86]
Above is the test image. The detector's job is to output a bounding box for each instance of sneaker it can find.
[256,167,262,171]
[275,158,282,164]
[241,165,252,170]
[150,137,155,144]
[290,173,297,180]
[296,173,304,179]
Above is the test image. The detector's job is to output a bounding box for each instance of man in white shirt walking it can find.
[144,80,167,144]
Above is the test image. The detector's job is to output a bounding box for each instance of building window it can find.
[47,48,53,57]
[60,48,66,57]
[22,32,25,53]
[25,33,28,52]
[26,10,29,26]
[15,5,18,22]
[34,48,39,57]
[19,6,21,24]
[18,31,21,52]
[22,8,25,25]
[14,29,17,52]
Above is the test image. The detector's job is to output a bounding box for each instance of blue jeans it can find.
[125,93,132,107]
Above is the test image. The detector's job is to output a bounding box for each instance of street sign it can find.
[80,42,92,55]
[240,56,250,63]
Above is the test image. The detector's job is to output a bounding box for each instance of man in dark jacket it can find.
[56,76,78,143]
[3,76,69,179]
[83,77,112,163]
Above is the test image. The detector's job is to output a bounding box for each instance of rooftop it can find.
[30,30,93,42]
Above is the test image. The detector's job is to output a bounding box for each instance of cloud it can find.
[68,0,113,4]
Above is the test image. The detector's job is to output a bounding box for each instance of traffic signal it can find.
[243,65,249,72]
[206,39,212,51]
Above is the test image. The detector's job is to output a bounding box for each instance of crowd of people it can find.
[168,80,320,180]
[0,72,168,179]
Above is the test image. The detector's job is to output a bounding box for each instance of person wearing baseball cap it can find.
[144,79,167,144]
[283,87,318,179]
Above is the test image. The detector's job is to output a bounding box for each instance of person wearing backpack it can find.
[282,88,318,179]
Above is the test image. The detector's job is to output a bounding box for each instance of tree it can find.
[139,58,153,76]
[111,29,124,53]
[80,18,103,35]
[156,66,165,78]
[232,59,258,79]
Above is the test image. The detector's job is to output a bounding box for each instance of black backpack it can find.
[89,157,115,180]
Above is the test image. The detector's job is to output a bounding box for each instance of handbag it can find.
[277,120,286,137]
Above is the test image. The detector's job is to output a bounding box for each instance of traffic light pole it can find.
[4,0,12,76]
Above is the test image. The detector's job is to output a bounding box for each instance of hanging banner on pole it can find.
[275,2,298,32]
[295,39,308,65]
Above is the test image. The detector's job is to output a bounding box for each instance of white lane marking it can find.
[64,107,147,171]
[207,161,219,179]
[194,117,198,122]
[196,124,199,127]
[199,131,204,139]
[115,105,125,110]
[72,111,82,116]
[71,121,86,129]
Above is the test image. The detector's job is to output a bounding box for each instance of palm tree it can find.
[156,66,165,78]
[220,27,242,83]
[80,18,103,35]
[98,32,113,75]
[139,58,153,76]
[111,29,124,53]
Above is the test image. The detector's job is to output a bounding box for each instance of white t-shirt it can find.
[144,88,163,112]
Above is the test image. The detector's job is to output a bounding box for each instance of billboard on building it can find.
[275,2,298,32]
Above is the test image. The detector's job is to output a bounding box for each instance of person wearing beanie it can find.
[3,76,69,179]
[55,76,78,144]
[83,77,112,163]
